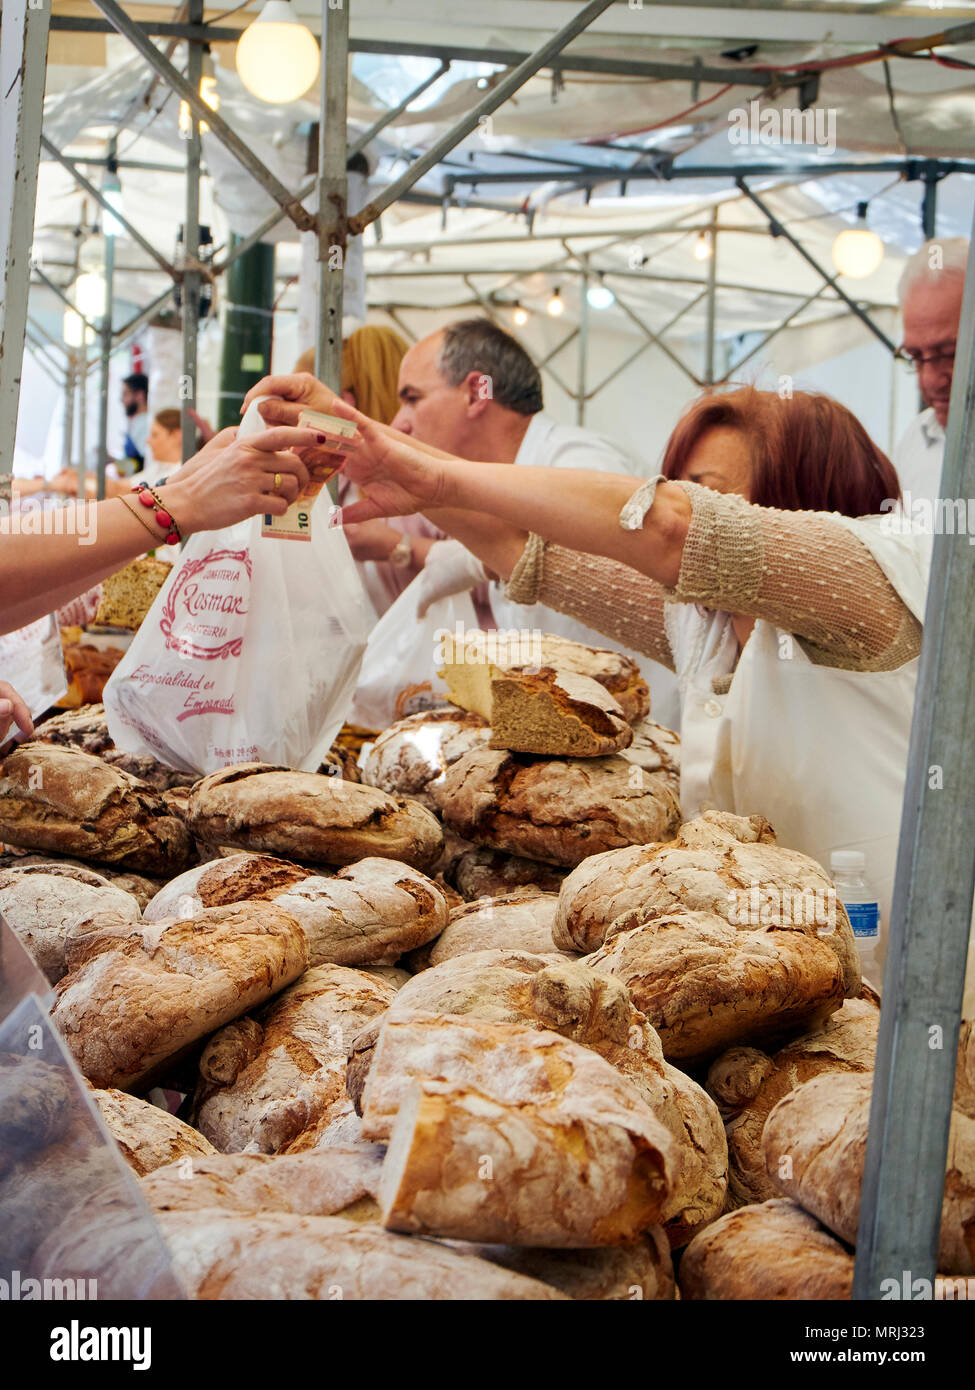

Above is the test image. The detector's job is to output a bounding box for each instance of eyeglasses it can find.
[898,345,956,374]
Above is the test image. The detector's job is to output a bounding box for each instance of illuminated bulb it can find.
[693,231,713,262]
[513,304,529,326]
[75,271,107,320]
[63,309,89,348]
[832,204,884,279]
[586,283,615,310]
[546,288,565,317]
[236,0,320,105]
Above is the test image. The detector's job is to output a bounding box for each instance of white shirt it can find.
[892,408,944,509]
[490,412,683,729]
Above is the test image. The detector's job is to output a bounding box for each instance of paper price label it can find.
[262,409,358,541]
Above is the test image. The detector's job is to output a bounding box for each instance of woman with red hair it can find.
[309,381,926,940]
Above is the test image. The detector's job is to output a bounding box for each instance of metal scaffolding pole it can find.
[182,0,204,463]
[97,167,117,502]
[78,338,88,497]
[576,254,590,427]
[853,214,975,1298]
[316,0,350,394]
[348,0,618,236]
[0,0,51,508]
[704,208,718,387]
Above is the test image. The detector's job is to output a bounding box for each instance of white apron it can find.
[670,515,932,946]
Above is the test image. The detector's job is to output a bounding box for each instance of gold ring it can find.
[273,472,282,492]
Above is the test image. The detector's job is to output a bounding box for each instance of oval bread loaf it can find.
[0,865,141,983]
[360,709,491,809]
[187,762,443,871]
[91,1088,217,1176]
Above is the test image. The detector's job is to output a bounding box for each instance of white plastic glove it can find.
[414,539,488,618]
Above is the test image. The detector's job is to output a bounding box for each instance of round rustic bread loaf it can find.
[764,1068,975,1275]
[425,893,567,969]
[91,1088,217,1176]
[0,864,141,983]
[617,717,680,793]
[449,1231,674,1300]
[705,995,879,1207]
[51,902,308,1090]
[679,1198,855,1300]
[0,744,193,876]
[587,908,848,1063]
[346,948,726,1246]
[452,846,566,901]
[193,964,396,1154]
[187,762,443,871]
[145,852,448,968]
[556,812,861,1001]
[360,709,491,809]
[433,747,680,868]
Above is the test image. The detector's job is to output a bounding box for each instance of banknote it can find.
[262,409,359,540]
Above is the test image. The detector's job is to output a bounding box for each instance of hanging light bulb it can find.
[180,51,220,136]
[512,303,529,327]
[693,230,713,262]
[586,281,615,310]
[236,0,320,105]
[546,288,565,317]
[75,271,107,320]
[101,163,124,239]
[832,202,884,279]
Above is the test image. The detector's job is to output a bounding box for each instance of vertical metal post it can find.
[576,254,590,427]
[77,335,88,497]
[182,1,203,463]
[96,150,116,502]
[0,0,51,511]
[852,215,975,1299]
[315,0,349,394]
[61,354,75,471]
[921,172,938,241]
[704,208,718,387]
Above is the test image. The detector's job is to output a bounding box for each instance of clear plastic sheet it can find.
[0,918,185,1300]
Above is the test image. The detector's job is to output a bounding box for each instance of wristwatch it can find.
[388,533,414,568]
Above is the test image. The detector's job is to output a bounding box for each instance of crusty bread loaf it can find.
[193,965,395,1154]
[30,703,114,755]
[140,1147,384,1221]
[347,949,725,1246]
[145,853,448,968]
[679,1198,854,1300]
[617,717,680,795]
[433,748,680,869]
[706,996,880,1207]
[93,555,171,630]
[556,811,861,1000]
[424,893,568,969]
[51,903,308,1090]
[449,1230,674,1300]
[35,1191,568,1299]
[440,629,650,724]
[282,1098,367,1154]
[0,745,193,875]
[0,853,162,910]
[589,909,849,1064]
[488,667,633,757]
[764,1068,975,1275]
[187,762,443,872]
[0,864,141,983]
[360,709,491,809]
[91,1088,217,1176]
[452,847,566,901]
[363,1012,675,1245]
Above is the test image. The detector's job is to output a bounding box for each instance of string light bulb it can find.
[236,0,320,105]
[693,230,713,262]
[546,288,565,317]
[512,303,529,326]
[586,281,615,310]
[832,202,884,279]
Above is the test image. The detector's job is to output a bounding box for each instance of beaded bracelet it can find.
[120,493,171,547]
[131,481,181,545]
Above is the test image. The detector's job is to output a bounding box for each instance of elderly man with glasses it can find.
[893,237,966,507]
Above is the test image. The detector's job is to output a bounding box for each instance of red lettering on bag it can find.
[160,548,251,660]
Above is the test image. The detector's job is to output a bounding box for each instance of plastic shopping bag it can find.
[104,500,375,775]
[349,578,479,731]
[0,614,67,720]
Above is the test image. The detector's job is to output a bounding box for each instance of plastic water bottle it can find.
[830,849,883,985]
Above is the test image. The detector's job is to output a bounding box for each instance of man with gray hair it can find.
[893,237,967,505]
